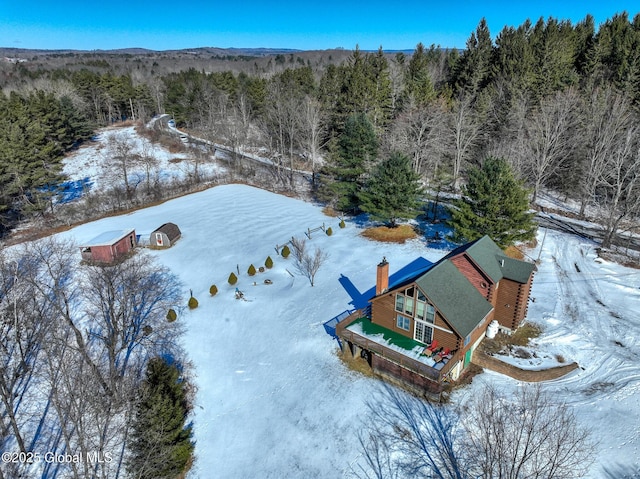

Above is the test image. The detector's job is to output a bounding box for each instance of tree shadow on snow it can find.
[601,463,640,479]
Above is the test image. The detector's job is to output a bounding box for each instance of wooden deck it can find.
[335,310,459,383]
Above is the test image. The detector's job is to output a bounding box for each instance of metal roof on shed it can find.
[83,229,134,247]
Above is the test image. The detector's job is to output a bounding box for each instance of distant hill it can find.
[0,46,359,77]
[0,45,422,86]
[0,45,417,59]
[0,46,306,58]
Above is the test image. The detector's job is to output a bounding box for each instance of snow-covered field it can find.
[51,183,640,478]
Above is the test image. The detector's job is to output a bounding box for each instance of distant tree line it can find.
[0,90,93,233]
[1,12,640,246]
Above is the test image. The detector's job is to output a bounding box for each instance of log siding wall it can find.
[371,292,411,338]
[371,286,458,349]
[495,278,532,330]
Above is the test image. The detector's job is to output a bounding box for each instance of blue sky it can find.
[1,1,639,51]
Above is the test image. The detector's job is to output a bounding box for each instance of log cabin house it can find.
[335,235,536,399]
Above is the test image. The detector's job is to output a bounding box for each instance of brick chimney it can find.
[376,257,389,295]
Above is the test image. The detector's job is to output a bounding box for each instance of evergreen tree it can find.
[318,47,393,135]
[448,157,536,247]
[451,18,494,95]
[365,47,394,128]
[405,43,437,106]
[593,13,640,103]
[318,113,377,212]
[128,356,194,479]
[493,22,536,94]
[0,90,93,225]
[529,17,579,99]
[359,152,423,226]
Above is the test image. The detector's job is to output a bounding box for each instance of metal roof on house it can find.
[83,229,135,247]
[415,260,493,338]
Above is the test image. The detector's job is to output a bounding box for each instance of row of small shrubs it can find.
[173,221,346,318]
[228,256,274,284]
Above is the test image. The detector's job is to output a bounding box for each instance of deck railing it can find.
[336,313,458,382]
[323,309,356,339]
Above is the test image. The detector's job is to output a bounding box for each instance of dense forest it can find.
[1,13,640,246]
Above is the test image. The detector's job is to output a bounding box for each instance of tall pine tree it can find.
[128,356,194,479]
[359,152,423,226]
[451,18,494,95]
[405,42,437,106]
[318,112,377,212]
[447,157,536,247]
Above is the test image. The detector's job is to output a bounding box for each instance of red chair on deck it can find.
[434,348,451,362]
[423,340,439,356]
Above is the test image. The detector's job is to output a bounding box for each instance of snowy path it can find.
[464,230,640,476]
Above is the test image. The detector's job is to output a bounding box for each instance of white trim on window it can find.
[414,319,433,344]
[396,315,410,331]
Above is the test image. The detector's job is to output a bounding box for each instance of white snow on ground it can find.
[50,184,640,478]
[62,124,223,192]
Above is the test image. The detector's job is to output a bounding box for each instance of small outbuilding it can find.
[150,222,181,248]
[80,229,137,263]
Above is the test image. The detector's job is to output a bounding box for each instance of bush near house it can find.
[188,297,199,309]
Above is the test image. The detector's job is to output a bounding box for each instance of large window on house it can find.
[415,298,434,323]
[396,315,410,331]
[405,296,414,315]
[395,294,404,312]
[395,287,415,315]
[414,320,433,344]
[398,287,435,323]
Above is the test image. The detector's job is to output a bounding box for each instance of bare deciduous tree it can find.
[463,384,595,479]
[298,95,326,173]
[0,238,185,479]
[389,99,448,182]
[290,236,329,286]
[354,384,595,479]
[0,252,53,460]
[579,87,634,217]
[353,384,465,479]
[448,94,483,191]
[351,429,400,479]
[264,81,302,188]
[183,147,214,185]
[138,137,160,196]
[102,132,141,201]
[597,123,640,249]
[520,88,579,202]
